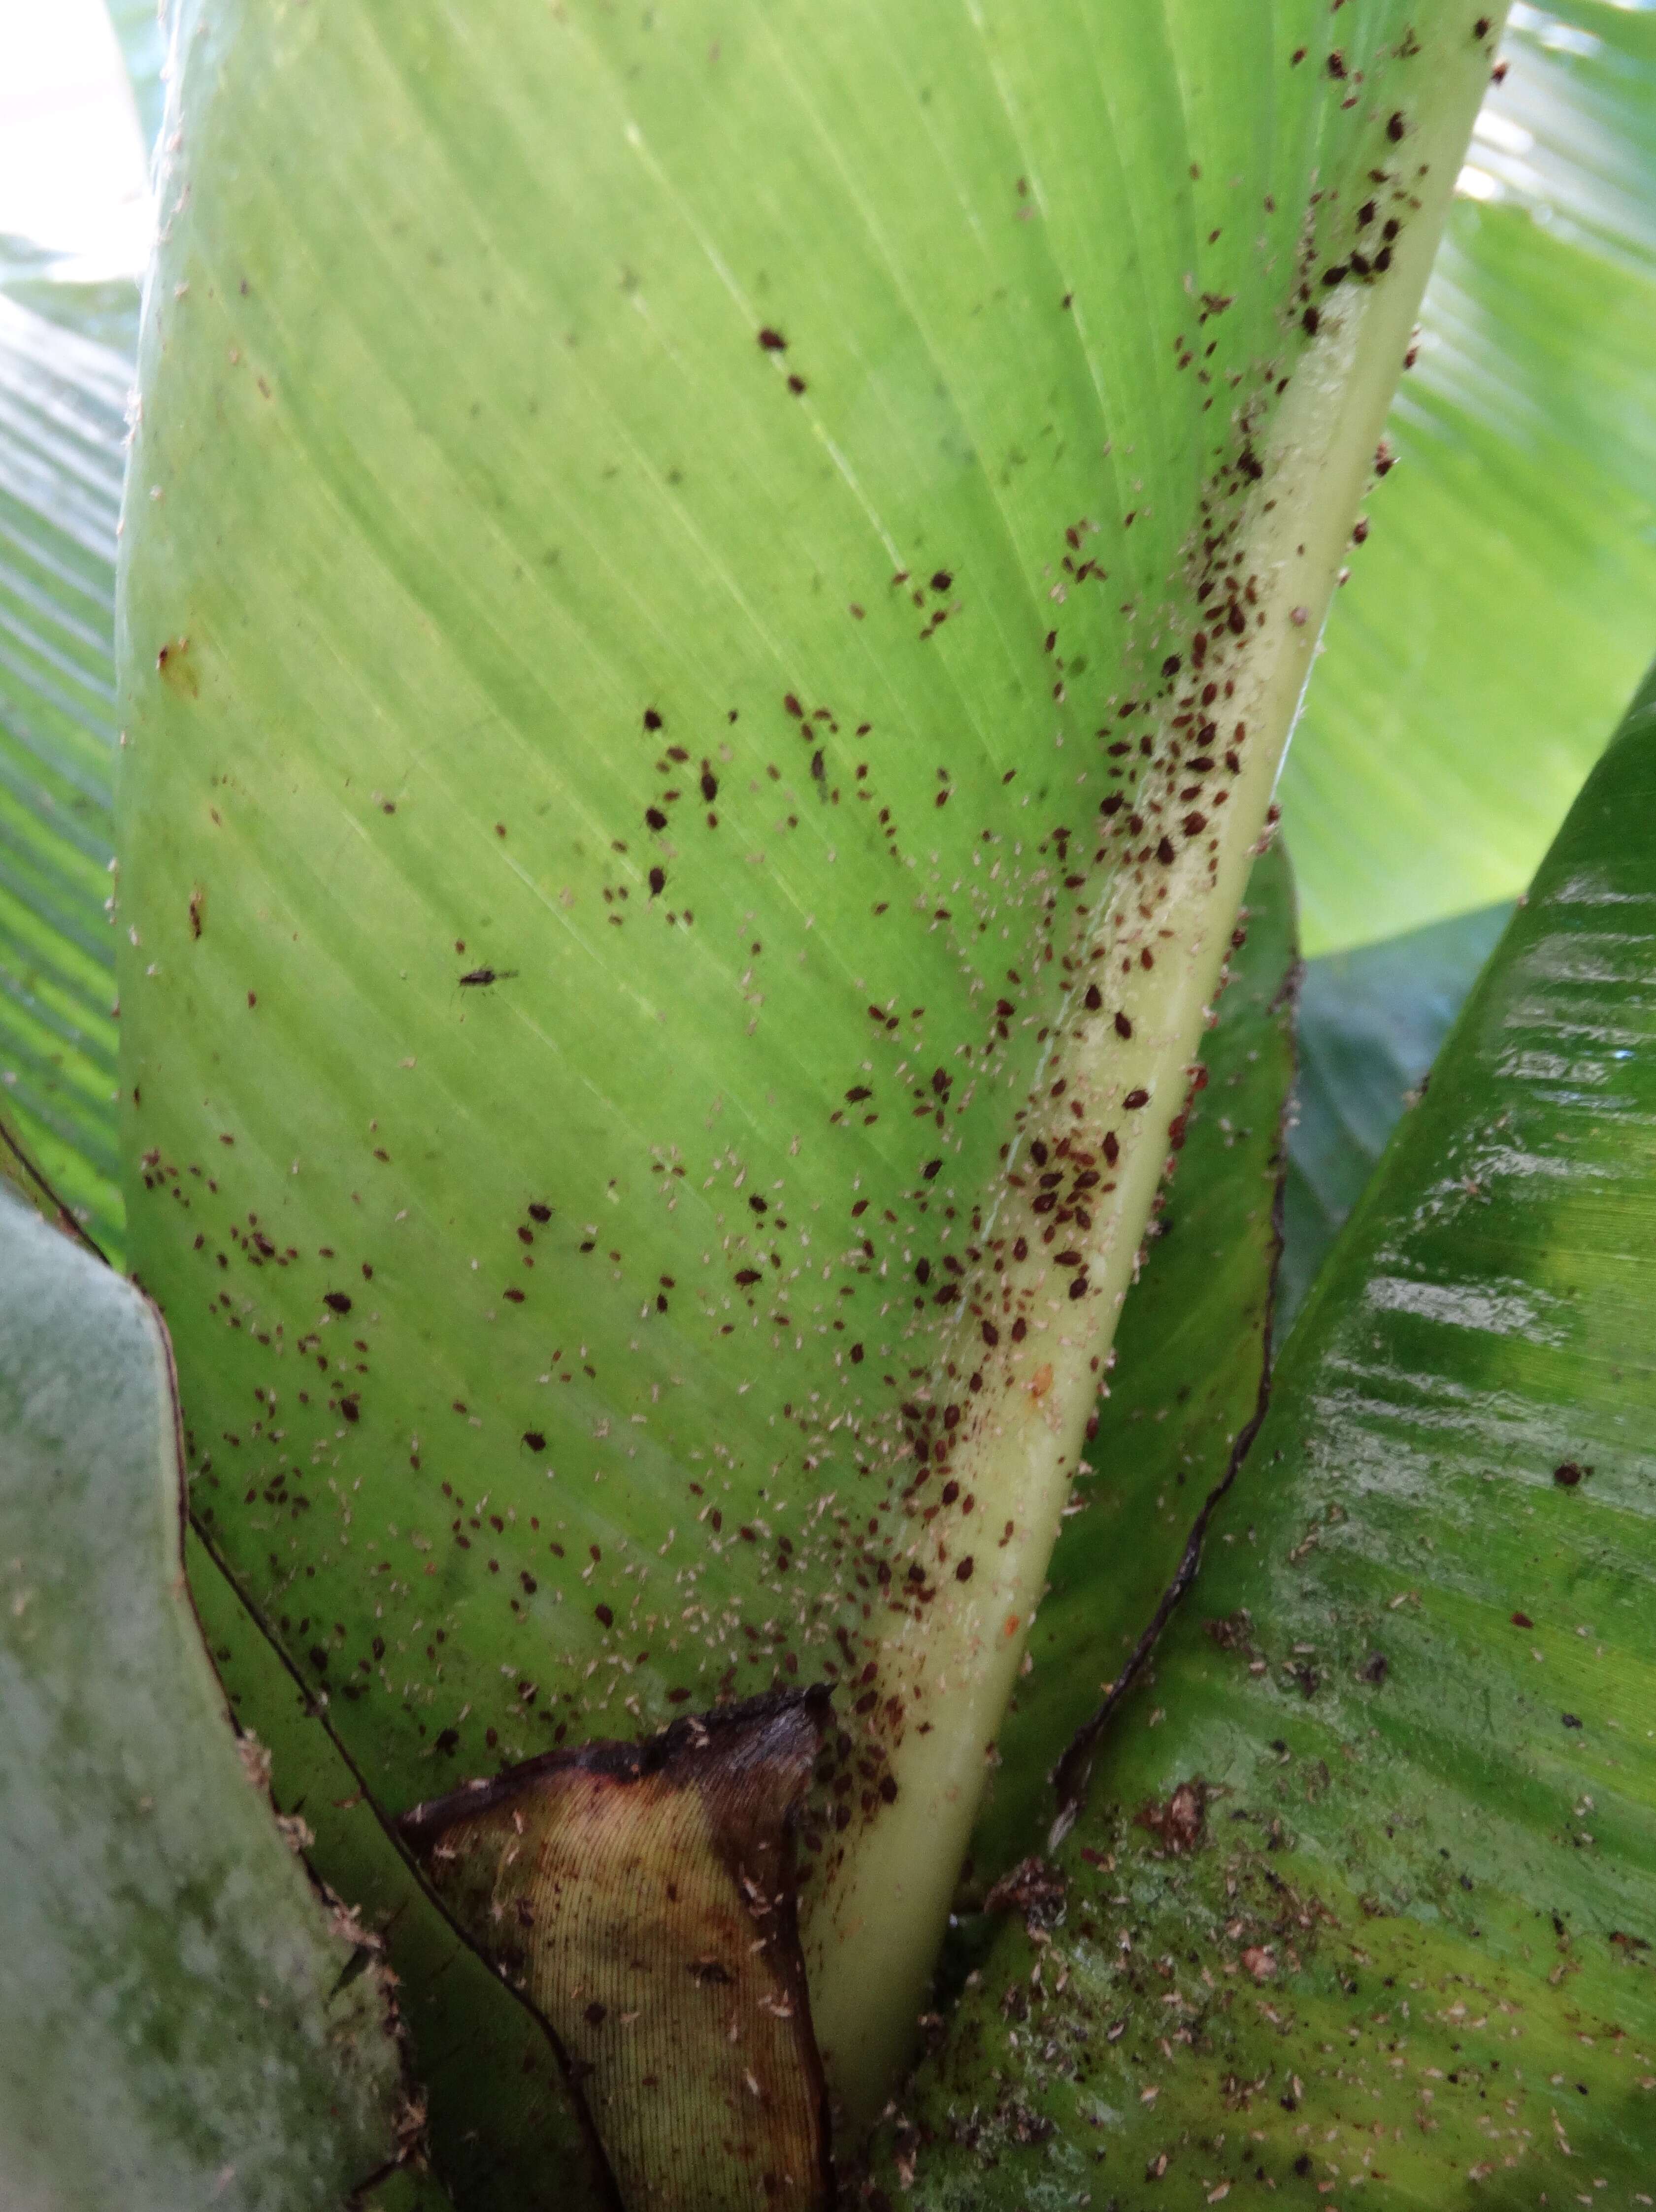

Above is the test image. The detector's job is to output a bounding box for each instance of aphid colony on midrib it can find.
[131,32,1436,1890]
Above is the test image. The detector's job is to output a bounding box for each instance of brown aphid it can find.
[1135,1779,1206,1855]
[983,1854,1066,1932]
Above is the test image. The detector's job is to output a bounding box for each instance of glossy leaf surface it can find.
[887,658,1656,2201]
[0,1185,427,2210]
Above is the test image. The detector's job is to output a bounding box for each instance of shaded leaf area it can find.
[0,290,126,1255]
[405,1691,831,2212]
[966,840,1296,1889]
[119,0,1469,1837]
[875,662,1656,2203]
[187,1526,615,2212]
[1279,898,1510,1332]
[0,1186,428,2210]
[1283,0,1656,954]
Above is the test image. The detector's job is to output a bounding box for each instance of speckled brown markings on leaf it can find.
[403,1690,831,2211]
[120,1,1491,2151]
[981,1853,1067,1934]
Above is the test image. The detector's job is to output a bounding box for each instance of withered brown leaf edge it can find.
[400,1685,835,2212]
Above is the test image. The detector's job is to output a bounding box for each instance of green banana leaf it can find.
[0,0,159,1264]
[114,0,1498,2144]
[0,293,126,1257]
[0,1180,445,2210]
[1284,0,1656,953]
[883,654,1656,2203]
[0,0,1645,2198]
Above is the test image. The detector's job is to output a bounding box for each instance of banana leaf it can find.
[883,653,1656,2204]
[114,0,1498,2146]
[1284,0,1656,953]
[1281,897,1510,1328]
[0,1181,445,2210]
[0,294,126,1256]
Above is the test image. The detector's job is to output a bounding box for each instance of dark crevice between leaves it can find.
[1045,955,1299,1849]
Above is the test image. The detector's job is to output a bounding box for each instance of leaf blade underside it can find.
[117,0,1499,2145]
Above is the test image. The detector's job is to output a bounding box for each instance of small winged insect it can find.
[459,965,518,988]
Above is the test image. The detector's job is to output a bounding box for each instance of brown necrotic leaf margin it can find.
[402,1688,835,2212]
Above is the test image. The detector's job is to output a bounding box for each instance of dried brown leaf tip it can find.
[401,1688,833,2211]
